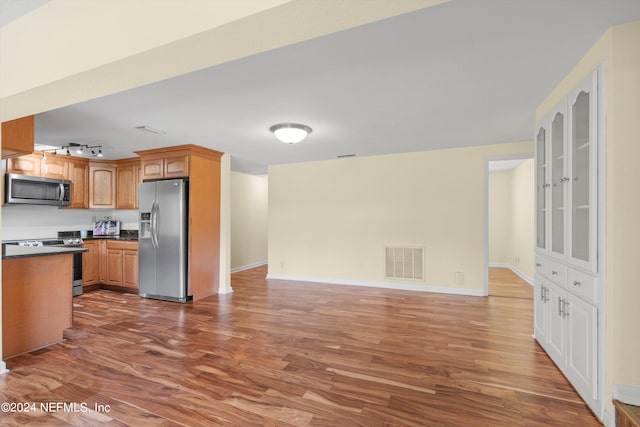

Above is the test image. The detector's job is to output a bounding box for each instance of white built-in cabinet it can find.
[534,69,601,415]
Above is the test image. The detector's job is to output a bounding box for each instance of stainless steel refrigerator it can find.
[138,178,190,302]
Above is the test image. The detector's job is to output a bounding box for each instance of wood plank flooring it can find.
[0,266,600,426]
[489,267,534,300]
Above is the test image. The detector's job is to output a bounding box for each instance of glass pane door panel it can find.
[551,112,565,254]
[536,127,547,250]
[572,91,590,262]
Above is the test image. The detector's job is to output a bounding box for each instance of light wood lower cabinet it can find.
[82,240,139,292]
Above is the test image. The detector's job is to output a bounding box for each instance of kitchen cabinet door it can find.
[69,159,89,209]
[41,156,69,180]
[566,293,598,404]
[140,158,164,181]
[6,153,41,176]
[106,249,123,286]
[1,115,34,158]
[545,281,567,368]
[164,155,189,178]
[534,278,548,346]
[123,249,139,290]
[116,161,140,209]
[89,162,117,208]
[82,241,99,287]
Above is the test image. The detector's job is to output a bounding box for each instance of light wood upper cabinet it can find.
[116,159,140,209]
[6,153,41,176]
[68,158,89,209]
[1,115,34,158]
[42,155,69,180]
[140,155,189,181]
[164,155,189,178]
[89,162,117,209]
[140,158,164,180]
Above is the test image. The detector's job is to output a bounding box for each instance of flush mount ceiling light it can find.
[136,125,166,135]
[269,123,312,144]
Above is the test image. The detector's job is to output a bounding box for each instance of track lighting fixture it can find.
[42,143,105,158]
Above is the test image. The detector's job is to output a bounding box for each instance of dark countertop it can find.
[2,245,88,260]
[83,236,139,242]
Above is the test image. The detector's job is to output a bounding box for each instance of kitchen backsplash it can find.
[1,205,139,240]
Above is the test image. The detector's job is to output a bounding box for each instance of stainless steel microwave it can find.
[5,173,71,206]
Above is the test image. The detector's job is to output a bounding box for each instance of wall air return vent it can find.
[384,246,424,280]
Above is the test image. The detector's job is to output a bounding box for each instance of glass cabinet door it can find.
[535,125,547,251]
[571,91,590,263]
[550,110,566,256]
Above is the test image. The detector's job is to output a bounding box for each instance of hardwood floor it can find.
[489,267,534,300]
[0,265,600,426]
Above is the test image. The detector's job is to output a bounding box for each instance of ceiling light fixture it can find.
[41,143,104,158]
[136,125,166,135]
[269,123,312,144]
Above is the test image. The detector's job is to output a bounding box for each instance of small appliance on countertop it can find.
[93,219,121,237]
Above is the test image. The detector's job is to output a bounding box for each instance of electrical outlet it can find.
[455,271,464,285]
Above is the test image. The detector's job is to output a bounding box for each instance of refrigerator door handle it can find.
[151,201,159,249]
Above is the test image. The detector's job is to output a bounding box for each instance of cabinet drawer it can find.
[105,240,139,251]
[545,259,567,287]
[567,268,598,304]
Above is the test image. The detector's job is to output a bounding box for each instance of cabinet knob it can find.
[560,177,570,183]
[536,263,542,267]
[573,280,581,287]
[543,184,551,188]
[551,270,558,275]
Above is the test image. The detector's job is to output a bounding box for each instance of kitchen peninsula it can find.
[2,245,87,359]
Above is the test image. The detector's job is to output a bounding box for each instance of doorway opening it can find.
[485,155,534,299]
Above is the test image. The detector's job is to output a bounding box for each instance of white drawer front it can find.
[546,259,567,287]
[568,268,598,304]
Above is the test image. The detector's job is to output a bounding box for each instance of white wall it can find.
[1,205,138,240]
[230,171,268,271]
[268,141,533,294]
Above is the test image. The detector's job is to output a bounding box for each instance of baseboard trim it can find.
[218,286,234,295]
[231,261,267,273]
[614,384,640,406]
[601,409,613,427]
[488,262,533,286]
[266,274,485,296]
[0,361,7,375]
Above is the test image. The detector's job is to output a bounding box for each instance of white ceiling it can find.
[25,0,640,174]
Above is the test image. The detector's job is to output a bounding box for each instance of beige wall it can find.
[268,141,533,293]
[510,159,535,278]
[488,159,535,279]
[230,172,268,271]
[536,20,640,418]
[489,171,511,264]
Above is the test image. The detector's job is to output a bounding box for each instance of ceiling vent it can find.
[385,246,424,280]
